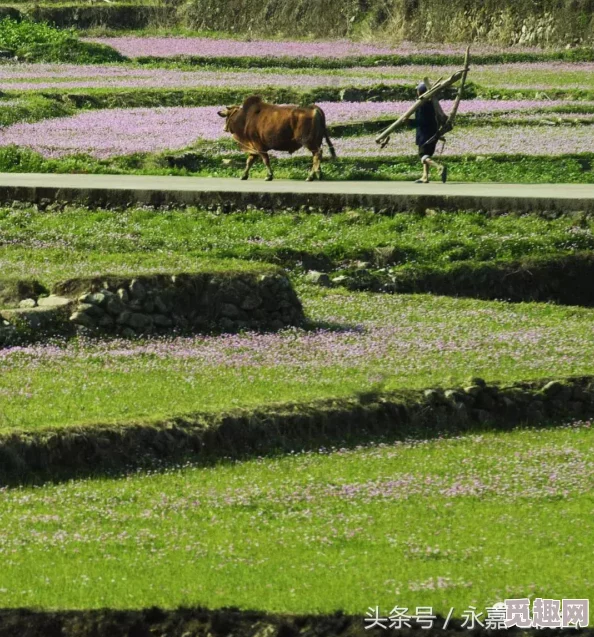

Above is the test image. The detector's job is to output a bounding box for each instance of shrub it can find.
[0,17,125,63]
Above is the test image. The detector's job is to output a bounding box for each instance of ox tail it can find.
[314,106,336,159]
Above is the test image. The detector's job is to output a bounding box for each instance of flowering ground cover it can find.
[0,63,414,91]
[3,104,594,159]
[9,95,588,143]
[83,36,590,70]
[330,126,594,157]
[2,286,594,431]
[0,62,594,91]
[0,422,592,611]
[82,36,556,59]
[3,60,594,92]
[0,107,222,158]
[317,99,594,122]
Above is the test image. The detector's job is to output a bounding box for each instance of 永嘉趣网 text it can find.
[364,598,589,630]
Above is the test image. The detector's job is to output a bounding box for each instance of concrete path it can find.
[0,173,592,212]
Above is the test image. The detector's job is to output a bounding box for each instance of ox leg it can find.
[242,154,257,180]
[260,153,274,181]
[309,149,323,181]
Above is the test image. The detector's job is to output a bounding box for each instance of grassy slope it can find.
[0,17,124,62]
[0,95,76,127]
[1,205,593,276]
[1,145,594,183]
[0,30,592,621]
[2,288,594,432]
[0,423,591,612]
[1,0,590,43]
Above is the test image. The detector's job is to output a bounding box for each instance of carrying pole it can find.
[374,67,466,146]
[424,45,471,147]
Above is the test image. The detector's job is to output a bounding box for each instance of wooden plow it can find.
[375,46,471,149]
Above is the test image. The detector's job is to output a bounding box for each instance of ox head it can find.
[217,106,240,132]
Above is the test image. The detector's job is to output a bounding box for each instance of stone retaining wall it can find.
[0,270,304,343]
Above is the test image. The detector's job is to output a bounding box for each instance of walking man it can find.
[415,82,448,184]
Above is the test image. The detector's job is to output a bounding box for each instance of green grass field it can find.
[1,204,594,306]
[0,205,591,278]
[0,423,591,612]
[2,288,594,432]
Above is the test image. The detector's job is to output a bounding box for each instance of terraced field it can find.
[1,18,593,637]
[2,424,593,613]
[0,23,593,178]
[4,285,594,431]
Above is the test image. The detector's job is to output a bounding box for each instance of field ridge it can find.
[2,374,591,485]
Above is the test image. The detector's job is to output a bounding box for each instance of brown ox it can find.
[217,95,336,181]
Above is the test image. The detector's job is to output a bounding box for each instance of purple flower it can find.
[81,37,562,59]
